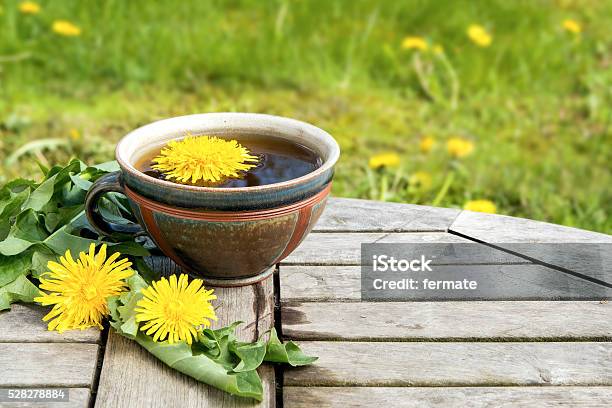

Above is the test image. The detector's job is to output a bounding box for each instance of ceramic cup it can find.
[85,113,340,286]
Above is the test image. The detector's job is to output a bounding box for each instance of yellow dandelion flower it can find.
[401,36,428,51]
[69,128,81,141]
[464,199,497,214]
[432,44,444,55]
[419,135,436,154]
[52,20,82,37]
[467,24,492,47]
[368,152,401,169]
[35,244,133,333]
[135,274,217,344]
[152,135,259,184]
[19,1,40,14]
[562,19,581,34]
[409,171,433,190]
[446,137,474,159]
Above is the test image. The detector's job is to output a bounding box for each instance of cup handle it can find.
[85,171,143,237]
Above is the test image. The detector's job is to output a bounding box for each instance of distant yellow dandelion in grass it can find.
[464,199,497,214]
[467,24,492,47]
[35,244,133,333]
[52,20,82,37]
[562,19,582,34]
[153,135,259,184]
[432,44,444,55]
[419,136,436,154]
[401,36,428,51]
[135,274,217,344]
[19,1,40,14]
[69,128,81,141]
[409,171,433,190]
[368,152,401,169]
[447,137,474,159]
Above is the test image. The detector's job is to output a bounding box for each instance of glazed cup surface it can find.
[85,113,339,284]
[117,113,339,210]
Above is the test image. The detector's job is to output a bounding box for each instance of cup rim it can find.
[116,113,340,193]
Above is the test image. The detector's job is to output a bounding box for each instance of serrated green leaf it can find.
[264,328,318,366]
[0,274,39,311]
[4,178,36,192]
[135,334,263,401]
[230,340,267,373]
[51,159,82,185]
[204,321,243,340]
[69,173,93,190]
[107,296,122,331]
[23,174,57,211]
[92,161,120,172]
[13,209,48,242]
[44,212,61,232]
[37,161,50,175]
[43,226,98,255]
[0,253,32,286]
[116,273,148,337]
[0,219,10,242]
[31,250,56,278]
[0,188,30,219]
[132,258,161,283]
[107,242,150,257]
[0,236,35,256]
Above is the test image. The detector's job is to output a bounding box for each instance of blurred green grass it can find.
[1,0,611,232]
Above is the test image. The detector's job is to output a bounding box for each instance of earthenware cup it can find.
[85,113,339,286]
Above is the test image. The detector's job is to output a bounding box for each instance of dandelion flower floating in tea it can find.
[135,274,217,344]
[35,244,133,332]
[152,135,259,184]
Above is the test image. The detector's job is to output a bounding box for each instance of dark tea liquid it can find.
[136,135,323,187]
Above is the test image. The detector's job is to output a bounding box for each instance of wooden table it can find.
[1,198,611,407]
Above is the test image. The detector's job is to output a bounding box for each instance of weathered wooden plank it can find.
[282,301,612,340]
[282,232,524,265]
[281,266,360,301]
[0,304,101,343]
[314,198,460,232]
[95,332,274,408]
[283,386,612,408]
[450,211,612,285]
[95,257,275,408]
[451,210,612,243]
[0,388,91,408]
[280,265,610,301]
[0,343,99,387]
[284,342,612,386]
